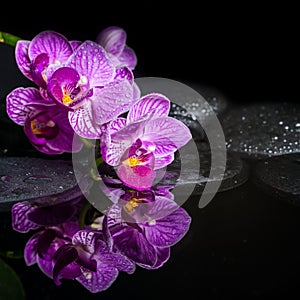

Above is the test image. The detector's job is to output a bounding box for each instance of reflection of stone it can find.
[221,102,300,158]
[0,157,77,211]
[253,154,300,206]
[157,142,249,196]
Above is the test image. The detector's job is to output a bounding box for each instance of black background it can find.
[1,3,300,299]
[1,3,299,105]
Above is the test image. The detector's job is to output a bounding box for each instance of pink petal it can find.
[117,164,156,191]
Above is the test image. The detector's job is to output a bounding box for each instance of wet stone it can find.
[0,156,77,211]
[185,82,228,117]
[169,102,205,141]
[221,102,300,158]
[252,154,300,206]
[196,142,250,194]
[157,142,249,196]
[169,84,228,142]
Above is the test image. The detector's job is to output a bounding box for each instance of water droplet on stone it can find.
[221,102,300,158]
[0,157,77,211]
[23,175,53,184]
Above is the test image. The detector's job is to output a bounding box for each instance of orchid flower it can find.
[15,31,75,89]
[53,230,135,293]
[96,26,137,70]
[6,87,82,154]
[101,93,192,190]
[11,185,86,233]
[24,222,79,279]
[103,187,191,269]
[14,30,140,140]
[46,41,140,139]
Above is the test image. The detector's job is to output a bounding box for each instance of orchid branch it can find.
[0,32,21,47]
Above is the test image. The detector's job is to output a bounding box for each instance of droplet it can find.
[221,102,300,158]
[23,175,53,184]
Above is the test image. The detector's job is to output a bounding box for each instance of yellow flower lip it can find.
[30,119,56,135]
[124,197,145,213]
[62,94,74,106]
[123,157,142,167]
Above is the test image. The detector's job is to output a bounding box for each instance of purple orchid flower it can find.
[45,41,140,139]
[11,185,86,233]
[15,31,75,89]
[101,93,192,190]
[103,187,192,269]
[24,222,79,279]
[53,230,135,293]
[6,87,82,154]
[96,26,137,70]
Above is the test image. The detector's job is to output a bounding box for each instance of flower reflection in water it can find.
[11,167,191,293]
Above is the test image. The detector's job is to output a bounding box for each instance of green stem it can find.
[78,200,91,230]
[0,32,22,47]
[79,136,95,149]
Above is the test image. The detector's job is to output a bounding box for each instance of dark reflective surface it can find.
[1,11,300,298]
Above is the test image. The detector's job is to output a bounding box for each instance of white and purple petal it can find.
[6,87,53,125]
[72,230,97,253]
[127,93,170,123]
[28,31,73,64]
[97,252,136,274]
[68,101,102,139]
[144,197,192,247]
[138,247,170,270]
[24,231,41,265]
[76,264,118,293]
[118,45,138,70]
[154,153,174,169]
[11,201,40,233]
[66,41,115,87]
[96,26,126,57]
[143,116,192,157]
[15,40,32,80]
[111,225,157,266]
[91,80,134,125]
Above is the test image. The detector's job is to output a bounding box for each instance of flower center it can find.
[48,67,90,109]
[127,157,142,167]
[124,197,141,213]
[62,93,74,106]
[30,119,56,135]
[30,116,58,139]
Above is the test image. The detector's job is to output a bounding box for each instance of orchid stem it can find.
[0,32,21,47]
[79,136,94,149]
[78,200,91,230]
